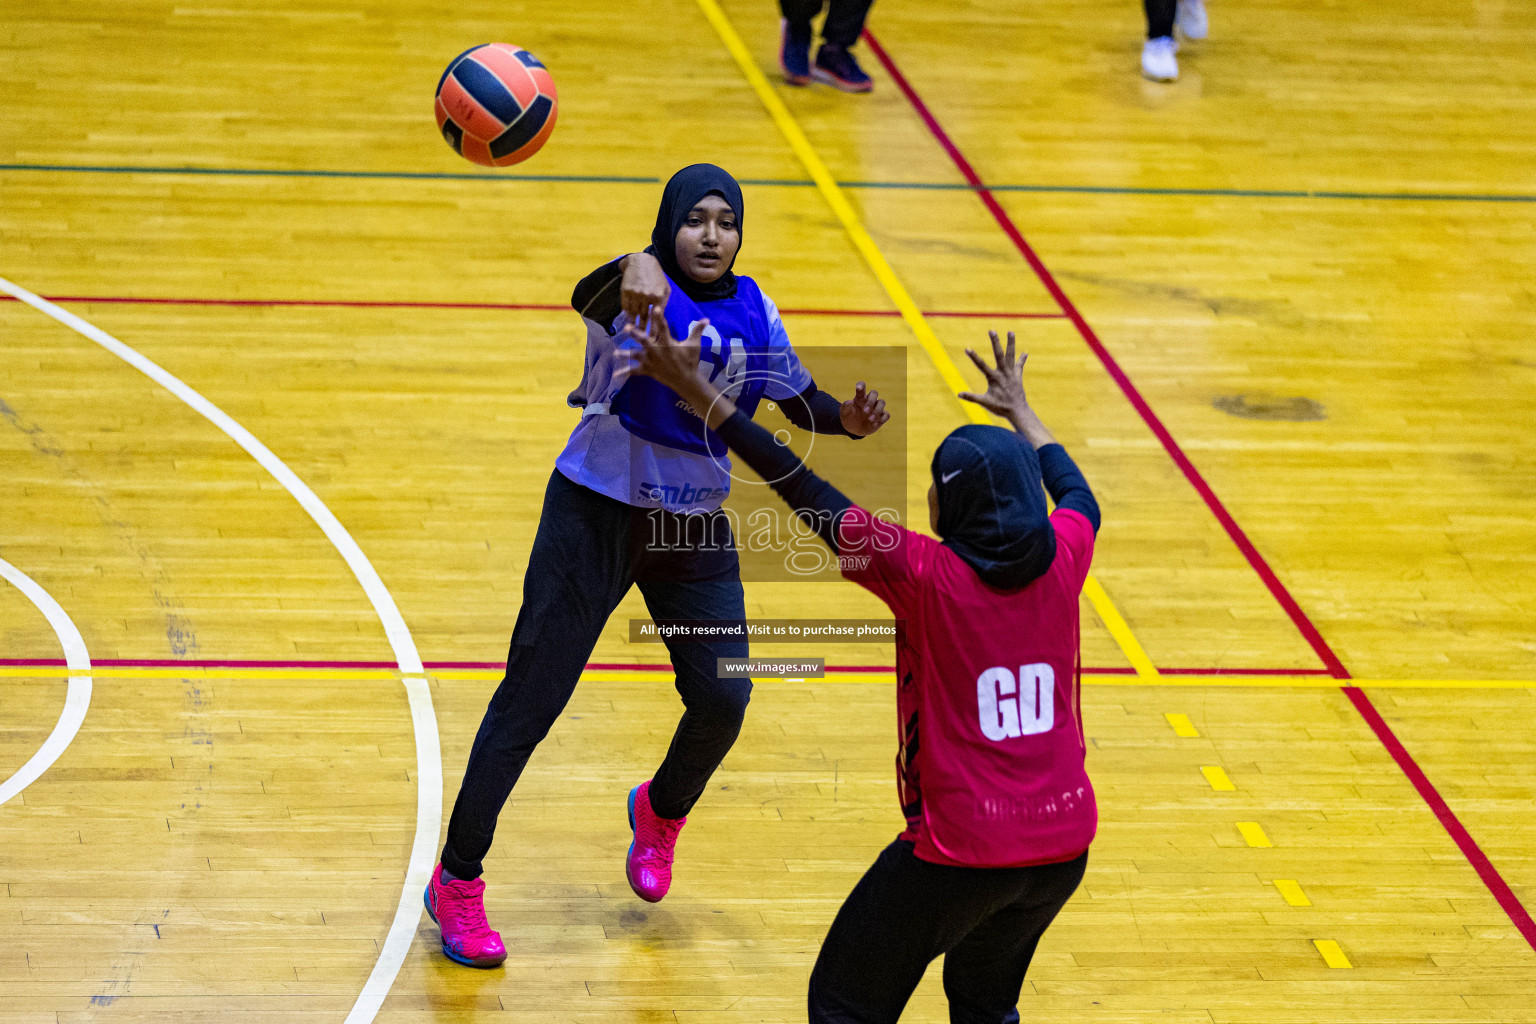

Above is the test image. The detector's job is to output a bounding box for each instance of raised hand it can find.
[958,330,1028,420]
[840,381,890,437]
[959,330,1056,448]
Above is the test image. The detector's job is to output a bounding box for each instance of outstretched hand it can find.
[840,381,890,437]
[959,330,1056,448]
[623,313,736,428]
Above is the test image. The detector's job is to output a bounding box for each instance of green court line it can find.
[3,162,1533,204]
[0,162,656,185]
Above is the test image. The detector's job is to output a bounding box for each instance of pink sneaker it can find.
[626,781,686,903]
[424,863,507,968]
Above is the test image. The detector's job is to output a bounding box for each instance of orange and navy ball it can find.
[434,44,558,167]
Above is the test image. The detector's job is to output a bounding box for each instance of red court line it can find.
[792,310,1069,317]
[439,664,1327,676]
[862,29,1347,680]
[14,294,570,313]
[0,292,1064,321]
[784,309,1066,319]
[1345,687,1536,951]
[1162,667,1332,676]
[585,662,895,673]
[0,657,401,669]
[0,656,1322,675]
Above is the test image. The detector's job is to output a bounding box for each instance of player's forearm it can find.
[571,256,626,326]
[1038,443,1099,533]
[575,252,669,328]
[780,383,858,436]
[668,374,737,431]
[713,410,853,553]
[1006,403,1057,449]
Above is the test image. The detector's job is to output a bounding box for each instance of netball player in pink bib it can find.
[629,317,1099,1024]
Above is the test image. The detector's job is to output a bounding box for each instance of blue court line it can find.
[2,162,1533,204]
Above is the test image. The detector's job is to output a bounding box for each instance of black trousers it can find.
[1145,0,1176,38]
[808,840,1088,1024]
[781,0,876,48]
[441,469,752,880]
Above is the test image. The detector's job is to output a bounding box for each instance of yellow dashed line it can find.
[1164,712,1200,737]
[1273,879,1312,906]
[1313,939,1353,968]
[1237,821,1272,848]
[1201,765,1236,791]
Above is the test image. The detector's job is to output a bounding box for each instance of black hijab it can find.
[931,424,1057,591]
[645,163,744,303]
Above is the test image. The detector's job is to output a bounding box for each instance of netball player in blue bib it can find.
[425,164,890,968]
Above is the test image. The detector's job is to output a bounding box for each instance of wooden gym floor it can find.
[2,0,1534,1020]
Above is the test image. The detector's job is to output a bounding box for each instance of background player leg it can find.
[1144,0,1176,38]
[781,0,825,39]
[941,853,1089,1024]
[1142,0,1180,80]
[780,0,823,84]
[812,0,876,92]
[821,0,876,48]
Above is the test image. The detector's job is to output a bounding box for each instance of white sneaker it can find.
[1141,37,1179,81]
[1176,0,1208,40]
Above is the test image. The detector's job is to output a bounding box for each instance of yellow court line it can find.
[1237,821,1273,848]
[694,0,1154,679]
[0,666,399,680]
[1081,577,1160,681]
[1312,939,1353,969]
[1273,879,1312,907]
[1164,712,1200,737]
[1085,676,1536,689]
[1201,765,1236,791]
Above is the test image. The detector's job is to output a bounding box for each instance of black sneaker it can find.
[780,20,812,86]
[812,44,873,93]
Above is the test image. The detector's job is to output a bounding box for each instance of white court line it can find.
[0,276,439,1022]
[0,557,92,807]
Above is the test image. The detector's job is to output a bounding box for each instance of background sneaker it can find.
[1141,36,1179,81]
[424,863,507,968]
[627,781,686,903]
[780,20,811,85]
[1176,0,1209,40]
[812,44,873,93]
